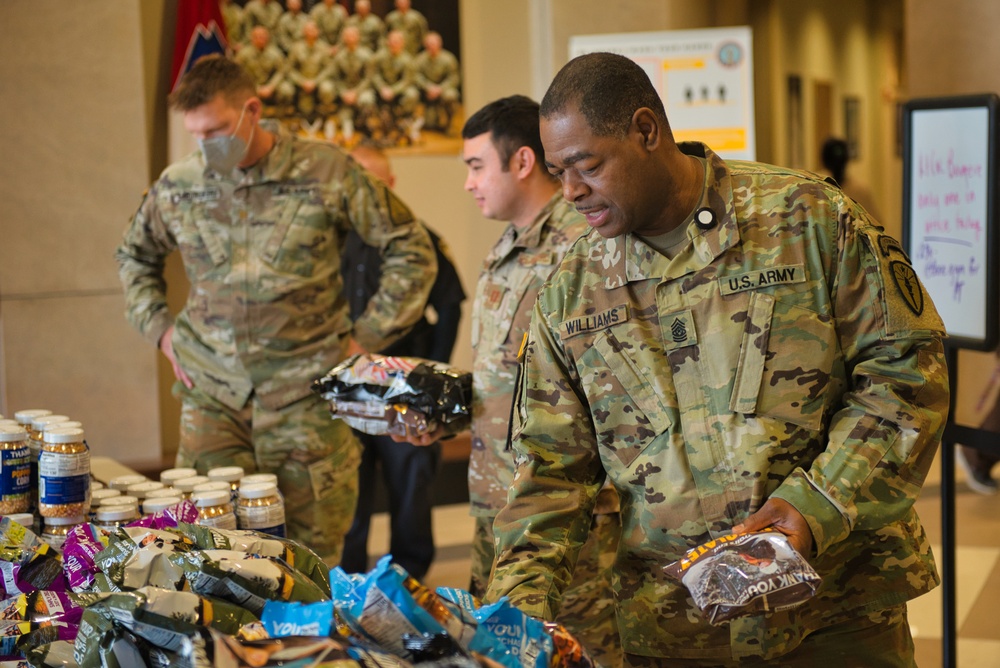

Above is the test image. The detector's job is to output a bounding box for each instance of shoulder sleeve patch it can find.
[860,227,944,336]
[382,185,415,227]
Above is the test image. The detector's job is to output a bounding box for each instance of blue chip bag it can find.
[260,600,334,638]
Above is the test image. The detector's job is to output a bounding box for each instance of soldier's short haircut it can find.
[169,55,255,111]
[462,95,548,173]
[540,52,670,138]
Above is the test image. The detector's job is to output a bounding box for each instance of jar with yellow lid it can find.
[236,481,286,537]
[0,425,31,515]
[41,515,86,550]
[191,490,237,530]
[38,427,90,520]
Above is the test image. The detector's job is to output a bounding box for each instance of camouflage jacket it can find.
[385,8,427,54]
[369,49,415,95]
[234,43,287,90]
[468,192,589,517]
[287,39,334,86]
[414,50,459,91]
[309,3,347,45]
[488,144,949,660]
[115,122,436,412]
[331,46,373,92]
[345,14,386,53]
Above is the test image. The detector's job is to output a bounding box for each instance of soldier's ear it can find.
[246,97,264,124]
[511,145,535,180]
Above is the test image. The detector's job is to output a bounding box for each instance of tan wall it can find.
[0,1,163,468]
[906,0,1000,427]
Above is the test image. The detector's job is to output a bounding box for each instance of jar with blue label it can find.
[0,425,32,515]
[38,427,91,520]
[236,481,286,537]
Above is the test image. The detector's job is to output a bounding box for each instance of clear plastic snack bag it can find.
[663,529,821,625]
[312,354,471,438]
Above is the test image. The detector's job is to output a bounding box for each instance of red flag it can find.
[171,0,229,91]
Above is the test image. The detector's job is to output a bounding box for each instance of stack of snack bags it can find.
[312,354,472,438]
[1,501,594,668]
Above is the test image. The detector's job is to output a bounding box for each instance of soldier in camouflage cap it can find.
[487,52,949,666]
[115,55,436,564]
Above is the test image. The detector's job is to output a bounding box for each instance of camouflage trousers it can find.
[174,383,361,564]
[622,605,914,667]
[472,512,624,668]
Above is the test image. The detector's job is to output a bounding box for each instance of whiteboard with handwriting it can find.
[903,95,999,350]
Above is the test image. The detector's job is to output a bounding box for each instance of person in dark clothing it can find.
[339,144,466,578]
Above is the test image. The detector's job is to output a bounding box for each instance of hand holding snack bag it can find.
[663,529,821,625]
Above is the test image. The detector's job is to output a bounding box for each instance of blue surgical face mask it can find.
[198,103,253,174]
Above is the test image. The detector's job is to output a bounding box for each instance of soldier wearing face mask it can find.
[114,55,437,565]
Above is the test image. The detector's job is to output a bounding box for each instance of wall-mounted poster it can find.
[569,26,755,160]
[220,0,462,153]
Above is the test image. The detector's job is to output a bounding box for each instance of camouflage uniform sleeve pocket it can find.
[731,291,837,431]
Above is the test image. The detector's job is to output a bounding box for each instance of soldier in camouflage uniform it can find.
[234,26,294,114]
[413,32,459,134]
[385,0,427,55]
[369,30,419,141]
[487,53,948,666]
[460,97,622,668]
[330,26,375,140]
[309,0,347,52]
[221,0,246,51]
[274,0,309,54]
[115,56,436,564]
[243,0,282,33]
[345,0,386,54]
[287,21,336,119]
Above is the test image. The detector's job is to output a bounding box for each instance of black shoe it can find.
[956,447,998,495]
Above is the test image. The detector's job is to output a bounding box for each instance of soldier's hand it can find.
[259,85,274,99]
[159,325,194,389]
[427,85,441,100]
[388,424,446,447]
[380,87,394,101]
[303,80,317,94]
[732,498,814,558]
[345,336,367,358]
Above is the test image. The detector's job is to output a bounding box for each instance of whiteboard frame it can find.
[902,93,1000,351]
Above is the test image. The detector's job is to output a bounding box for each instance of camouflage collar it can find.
[243,120,295,184]
[606,143,742,288]
[513,191,564,250]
